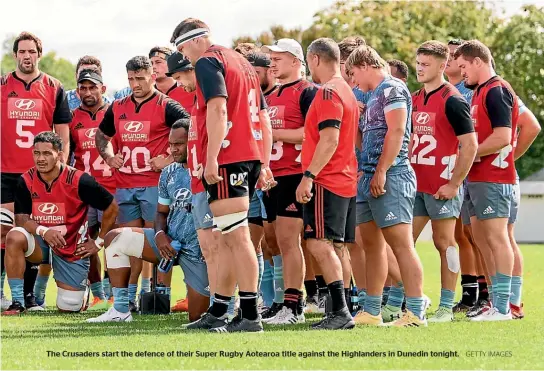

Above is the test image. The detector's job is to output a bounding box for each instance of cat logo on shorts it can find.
[230,172,248,187]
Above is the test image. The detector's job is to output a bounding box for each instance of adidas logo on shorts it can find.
[203,214,212,223]
[438,205,450,215]
[385,212,397,221]
[285,203,298,212]
[483,206,495,215]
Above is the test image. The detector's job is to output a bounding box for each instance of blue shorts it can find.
[115,187,158,224]
[37,237,89,290]
[143,228,209,297]
[509,181,520,225]
[356,169,416,228]
[248,189,267,221]
[192,191,214,230]
[466,182,513,221]
[413,190,463,220]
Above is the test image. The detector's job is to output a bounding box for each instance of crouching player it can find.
[87,119,210,323]
[4,132,118,314]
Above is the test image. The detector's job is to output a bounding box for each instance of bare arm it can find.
[476,127,512,157]
[206,97,228,163]
[154,204,170,236]
[95,129,115,161]
[98,200,118,239]
[515,110,541,160]
[55,124,70,164]
[376,108,407,173]
[305,127,340,176]
[450,133,478,187]
[15,214,38,234]
[259,109,273,167]
[273,127,304,144]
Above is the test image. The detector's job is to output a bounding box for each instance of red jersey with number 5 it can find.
[109,93,171,189]
[70,105,116,193]
[195,45,263,166]
[266,80,314,176]
[411,83,461,194]
[469,76,519,184]
[22,166,88,262]
[1,72,66,173]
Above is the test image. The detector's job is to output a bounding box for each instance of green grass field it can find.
[1,242,543,370]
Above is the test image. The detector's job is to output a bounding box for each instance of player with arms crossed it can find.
[1,32,71,311]
[87,119,210,323]
[454,40,519,321]
[95,56,189,310]
[3,132,117,314]
[171,18,274,333]
[347,45,427,327]
[296,38,358,330]
[410,41,477,322]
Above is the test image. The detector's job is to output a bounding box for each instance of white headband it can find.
[174,28,209,47]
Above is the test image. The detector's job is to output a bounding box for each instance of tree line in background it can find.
[234,1,544,179]
[1,1,542,178]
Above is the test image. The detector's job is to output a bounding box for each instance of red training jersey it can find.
[70,105,116,194]
[266,79,315,176]
[301,77,358,197]
[469,76,519,184]
[194,45,264,167]
[188,103,206,194]
[100,92,176,189]
[1,72,71,173]
[22,166,88,262]
[167,84,196,113]
[411,83,462,194]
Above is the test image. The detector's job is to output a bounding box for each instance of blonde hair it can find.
[345,45,387,73]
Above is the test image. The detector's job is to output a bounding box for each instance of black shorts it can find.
[204,160,261,204]
[1,173,22,204]
[303,183,356,243]
[262,173,303,222]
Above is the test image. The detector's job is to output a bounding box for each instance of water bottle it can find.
[350,285,359,314]
[158,240,182,273]
[155,283,167,295]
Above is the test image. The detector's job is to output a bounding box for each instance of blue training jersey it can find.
[114,87,132,100]
[158,162,201,260]
[353,87,371,171]
[66,89,113,110]
[361,75,411,174]
[454,81,474,104]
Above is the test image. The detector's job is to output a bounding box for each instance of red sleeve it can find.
[316,87,343,131]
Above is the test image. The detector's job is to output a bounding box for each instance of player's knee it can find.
[432,234,454,253]
[213,211,248,235]
[105,228,144,269]
[104,228,123,248]
[5,227,29,252]
[56,288,86,312]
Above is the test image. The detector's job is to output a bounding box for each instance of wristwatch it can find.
[303,170,315,180]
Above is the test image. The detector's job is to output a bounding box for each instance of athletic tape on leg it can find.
[56,287,85,312]
[7,227,36,257]
[105,228,144,269]
[446,246,460,273]
[214,211,248,234]
[0,208,14,226]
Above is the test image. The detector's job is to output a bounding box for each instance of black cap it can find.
[166,52,193,76]
[77,70,102,85]
[247,52,271,68]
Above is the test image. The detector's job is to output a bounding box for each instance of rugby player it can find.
[387,60,409,83]
[339,35,368,312]
[297,37,358,330]
[410,41,477,322]
[95,56,189,311]
[260,38,317,325]
[66,56,113,110]
[69,68,116,310]
[166,51,218,314]
[454,40,519,321]
[171,18,274,333]
[347,45,427,327]
[87,119,210,322]
[1,32,71,311]
[4,132,117,314]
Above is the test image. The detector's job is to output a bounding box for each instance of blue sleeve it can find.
[158,168,171,206]
[383,85,408,113]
